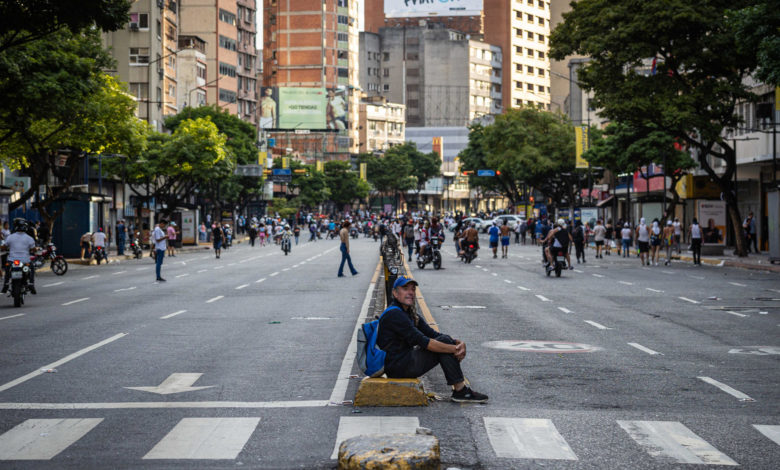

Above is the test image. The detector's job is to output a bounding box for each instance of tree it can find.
[324,160,369,211]
[550,0,766,255]
[297,169,330,210]
[0,0,131,53]
[729,1,780,86]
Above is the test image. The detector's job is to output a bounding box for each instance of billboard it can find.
[697,200,726,246]
[259,87,347,130]
[385,0,483,18]
[575,125,589,169]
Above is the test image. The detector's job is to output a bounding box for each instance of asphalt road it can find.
[0,236,777,469]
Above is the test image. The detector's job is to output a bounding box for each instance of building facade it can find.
[236,0,258,124]
[358,97,406,153]
[176,35,208,108]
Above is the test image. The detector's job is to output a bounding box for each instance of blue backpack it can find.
[356,306,400,377]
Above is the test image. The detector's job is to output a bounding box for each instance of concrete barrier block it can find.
[354,378,429,407]
[338,433,440,470]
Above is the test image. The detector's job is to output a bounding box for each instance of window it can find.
[128,82,148,99]
[168,84,176,97]
[338,50,348,60]
[219,62,236,77]
[515,10,521,18]
[538,85,545,92]
[129,13,149,29]
[337,32,348,42]
[527,13,533,22]
[197,64,206,79]
[383,84,390,91]
[129,47,150,64]
[219,89,237,103]
[219,35,237,51]
[537,16,544,25]
[167,55,175,68]
[383,68,389,77]
[538,0,545,7]
[527,65,534,73]
[515,46,522,54]
[537,33,545,42]
[338,0,348,6]
[527,31,533,40]
[516,28,523,37]
[338,67,349,78]
[219,9,236,25]
[516,64,522,71]
[156,20,161,39]
[527,48,533,56]
[383,52,389,61]
[337,15,349,25]
[526,83,533,90]
[407,99,419,109]
[538,50,545,59]
[406,52,418,60]
[537,67,544,76]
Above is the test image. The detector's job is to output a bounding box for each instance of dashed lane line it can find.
[270,272,279,277]
[618,281,633,286]
[112,271,127,275]
[160,310,186,320]
[504,279,512,284]
[213,266,224,270]
[646,288,664,293]
[0,314,24,321]
[113,287,136,293]
[197,269,207,273]
[574,269,584,273]
[535,294,551,302]
[42,282,64,288]
[726,311,748,318]
[491,273,498,277]
[679,296,701,304]
[627,343,662,355]
[592,273,605,278]
[175,273,189,278]
[558,307,572,314]
[516,286,530,291]
[698,376,754,402]
[729,282,747,287]
[205,296,224,304]
[662,270,674,275]
[482,268,488,272]
[283,268,290,272]
[235,284,249,290]
[62,298,89,306]
[255,278,266,284]
[585,320,611,330]
[82,275,98,280]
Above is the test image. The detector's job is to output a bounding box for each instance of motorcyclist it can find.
[542,219,573,272]
[459,222,479,256]
[2,219,37,294]
[281,224,293,252]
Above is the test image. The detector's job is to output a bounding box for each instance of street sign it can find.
[272,168,291,176]
[477,169,496,177]
[482,340,602,353]
[271,174,292,183]
[268,138,276,147]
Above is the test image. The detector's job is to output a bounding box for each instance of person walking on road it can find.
[649,219,662,266]
[572,220,586,263]
[663,220,675,266]
[621,222,632,258]
[80,230,92,261]
[673,218,682,254]
[212,223,224,259]
[337,220,358,277]
[152,220,167,282]
[403,219,415,261]
[743,211,759,253]
[377,276,489,403]
[593,219,607,259]
[166,222,178,257]
[488,221,500,259]
[116,220,126,256]
[636,218,650,266]
[248,223,257,247]
[499,219,511,258]
[689,218,703,265]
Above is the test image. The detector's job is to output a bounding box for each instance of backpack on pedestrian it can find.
[356,307,399,377]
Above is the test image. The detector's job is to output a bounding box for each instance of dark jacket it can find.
[377,300,439,373]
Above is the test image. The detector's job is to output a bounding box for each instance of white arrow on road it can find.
[125,373,215,395]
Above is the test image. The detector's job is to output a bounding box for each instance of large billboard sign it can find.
[385,0,483,18]
[259,87,347,131]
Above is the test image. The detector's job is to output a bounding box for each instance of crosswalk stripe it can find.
[484,417,577,460]
[0,418,103,460]
[331,416,419,459]
[618,420,738,465]
[143,417,260,460]
[753,425,780,446]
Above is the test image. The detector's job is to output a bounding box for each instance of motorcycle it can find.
[93,246,106,264]
[8,259,33,307]
[546,247,567,277]
[281,236,292,256]
[32,243,68,275]
[416,235,443,270]
[350,227,359,239]
[130,237,143,259]
[461,242,478,264]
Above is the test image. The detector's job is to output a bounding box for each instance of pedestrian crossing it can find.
[0,416,777,464]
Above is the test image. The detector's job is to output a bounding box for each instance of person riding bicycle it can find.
[2,218,37,294]
[542,219,573,271]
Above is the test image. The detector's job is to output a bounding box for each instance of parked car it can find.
[489,215,525,231]
[448,217,488,232]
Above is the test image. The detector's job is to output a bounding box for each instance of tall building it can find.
[235,0,258,124]
[360,25,502,127]
[364,0,551,112]
[358,97,406,153]
[102,0,179,132]
[261,0,361,160]
[177,35,208,108]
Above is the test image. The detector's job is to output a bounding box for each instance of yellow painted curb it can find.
[354,378,429,407]
[401,256,439,332]
[338,433,440,469]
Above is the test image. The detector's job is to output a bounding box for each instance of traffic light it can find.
[462,170,474,176]
[529,196,534,204]
[496,170,501,176]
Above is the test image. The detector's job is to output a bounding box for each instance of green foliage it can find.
[729,1,780,86]
[324,160,369,209]
[268,197,299,219]
[297,168,330,209]
[165,106,257,165]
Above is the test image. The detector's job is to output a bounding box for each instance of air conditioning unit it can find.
[129,22,139,31]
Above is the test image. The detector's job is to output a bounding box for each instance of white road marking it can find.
[197,269,207,273]
[332,416,419,459]
[618,281,633,285]
[0,418,104,460]
[283,268,290,271]
[175,273,189,278]
[592,273,604,278]
[126,373,214,395]
[753,425,780,446]
[42,282,64,288]
[112,271,127,275]
[628,343,662,355]
[491,273,498,276]
[728,282,747,287]
[482,268,488,272]
[0,333,126,393]
[113,287,136,293]
[679,296,700,304]
[516,285,530,291]
[484,417,578,460]
[62,298,89,306]
[574,269,584,273]
[213,266,224,270]
[255,278,266,283]
[0,314,24,321]
[503,279,512,283]
[646,288,664,293]
[205,296,224,303]
[270,271,279,277]
[81,275,98,280]
[698,376,755,402]
[0,401,328,410]
[136,267,146,271]
[688,274,705,280]
[160,310,187,320]
[235,284,249,290]
[618,420,737,465]
[143,417,260,460]
[662,270,674,274]
[475,265,481,268]
[558,307,572,314]
[228,263,236,266]
[293,264,300,268]
[585,320,611,330]
[535,295,551,302]
[726,311,748,318]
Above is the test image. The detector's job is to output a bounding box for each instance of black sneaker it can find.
[28,285,36,295]
[452,386,488,403]
[156,277,166,282]
[1,284,7,293]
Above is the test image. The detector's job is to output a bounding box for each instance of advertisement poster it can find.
[259,87,278,129]
[260,87,348,131]
[326,87,348,131]
[385,0,483,18]
[697,200,726,246]
[575,126,589,169]
[181,209,195,245]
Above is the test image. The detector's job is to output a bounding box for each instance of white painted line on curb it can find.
[592,273,605,278]
[646,288,664,293]
[160,310,187,320]
[728,282,747,287]
[535,295,551,302]
[255,278,266,284]
[585,320,611,330]
[628,343,662,355]
[619,281,633,286]
[205,296,224,303]
[698,376,754,402]
[62,298,89,306]
[0,333,127,393]
[42,282,64,288]
[516,286,530,291]
[235,284,249,290]
[726,310,748,318]
[0,314,24,321]
[558,307,572,314]
[679,296,700,304]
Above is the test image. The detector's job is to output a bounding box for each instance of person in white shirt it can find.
[592,219,607,259]
[672,218,682,254]
[92,227,108,263]
[689,218,702,266]
[635,217,650,266]
[152,220,168,281]
[2,219,38,294]
[620,222,632,258]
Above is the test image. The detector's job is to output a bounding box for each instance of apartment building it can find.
[261,0,361,159]
[176,35,208,108]
[236,0,258,124]
[358,97,406,153]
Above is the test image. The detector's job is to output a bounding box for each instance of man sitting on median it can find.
[377,276,489,403]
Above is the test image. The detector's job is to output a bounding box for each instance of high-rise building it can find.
[364,0,551,112]
[261,0,361,160]
[177,35,208,108]
[102,0,179,132]
[235,0,258,124]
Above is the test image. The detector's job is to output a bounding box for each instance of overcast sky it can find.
[256,2,366,49]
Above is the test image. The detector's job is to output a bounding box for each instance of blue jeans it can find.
[155,249,165,279]
[117,236,125,255]
[622,239,630,255]
[338,243,357,276]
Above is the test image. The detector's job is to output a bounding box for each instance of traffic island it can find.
[338,432,440,470]
[354,377,429,407]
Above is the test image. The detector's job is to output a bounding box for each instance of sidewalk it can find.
[66,237,250,265]
[587,244,780,273]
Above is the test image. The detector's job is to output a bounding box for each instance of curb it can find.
[338,432,440,470]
